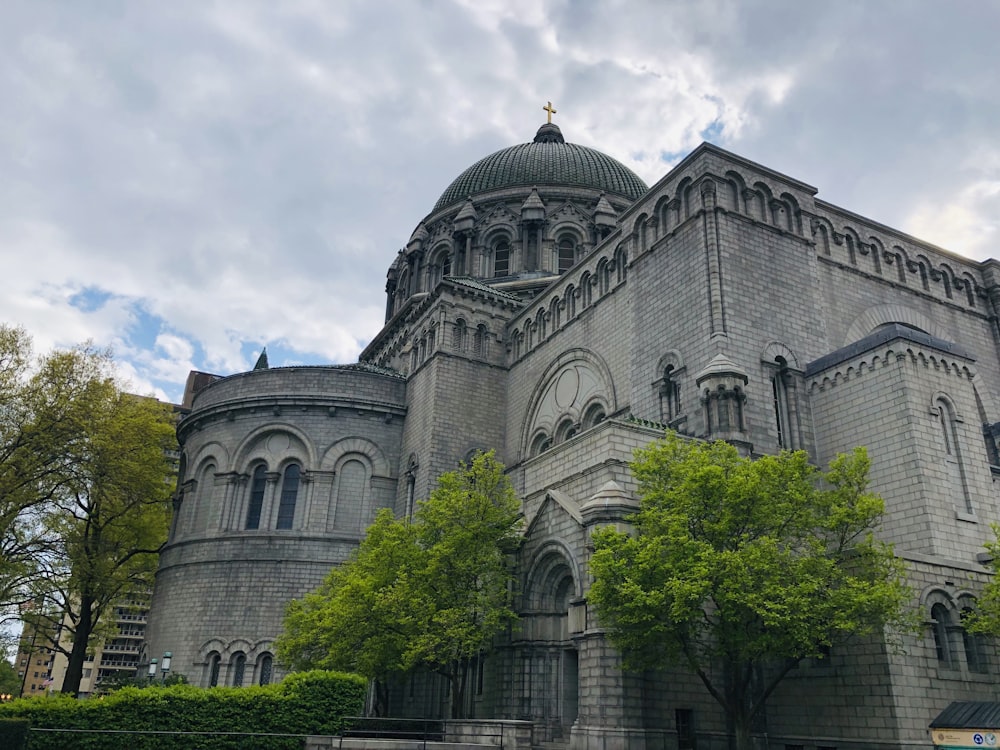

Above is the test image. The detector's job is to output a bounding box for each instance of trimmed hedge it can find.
[0,717,29,749]
[0,670,365,750]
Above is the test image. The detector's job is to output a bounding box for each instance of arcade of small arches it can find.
[201,643,276,688]
[924,589,990,675]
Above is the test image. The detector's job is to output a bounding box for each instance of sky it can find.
[2,0,998,404]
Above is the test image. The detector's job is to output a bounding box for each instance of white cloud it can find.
[0,0,997,401]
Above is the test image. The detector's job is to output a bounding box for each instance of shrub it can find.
[0,670,365,750]
[0,717,29,749]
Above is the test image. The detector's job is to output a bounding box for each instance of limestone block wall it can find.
[399,351,508,505]
[504,274,634,469]
[808,335,996,559]
[145,366,406,686]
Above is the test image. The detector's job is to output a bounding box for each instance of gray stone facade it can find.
[146,123,1000,749]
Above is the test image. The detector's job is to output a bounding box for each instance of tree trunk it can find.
[449,658,469,719]
[61,595,94,695]
[730,706,755,750]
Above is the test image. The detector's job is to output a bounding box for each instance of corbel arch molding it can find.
[523,540,582,610]
[483,225,515,248]
[223,637,255,658]
[724,170,747,215]
[519,348,617,458]
[655,349,685,375]
[843,304,949,346]
[320,436,392,478]
[186,441,230,475]
[930,390,966,422]
[919,585,956,610]
[198,638,228,662]
[760,341,800,370]
[233,424,316,473]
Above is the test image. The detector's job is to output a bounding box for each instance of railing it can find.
[26,717,514,750]
[340,717,446,750]
[338,717,506,750]
[27,727,307,748]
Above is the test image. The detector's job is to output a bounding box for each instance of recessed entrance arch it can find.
[521,548,580,738]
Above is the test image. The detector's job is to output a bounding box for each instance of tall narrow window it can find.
[246,465,267,530]
[208,653,221,687]
[276,463,300,530]
[494,241,510,277]
[442,253,452,277]
[230,652,246,686]
[258,653,274,685]
[675,709,695,750]
[937,397,973,514]
[661,366,681,422]
[962,607,988,673]
[474,325,488,357]
[771,357,791,449]
[453,319,467,351]
[558,237,576,274]
[931,603,954,668]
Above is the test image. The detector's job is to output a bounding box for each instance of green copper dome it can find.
[433,124,648,212]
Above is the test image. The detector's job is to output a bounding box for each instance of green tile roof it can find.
[434,125,648,212]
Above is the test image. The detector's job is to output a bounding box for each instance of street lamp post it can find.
[147,658,158,685]
[160,652,172,684]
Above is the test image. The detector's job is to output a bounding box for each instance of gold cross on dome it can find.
[543,101,557,124]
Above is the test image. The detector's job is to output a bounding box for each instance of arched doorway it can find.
[522,550,580,738]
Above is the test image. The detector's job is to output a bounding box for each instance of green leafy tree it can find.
[588,433,911,750]
[278,509,421,715]
[278,450,521,718]
[963,523,1000,635]
[0,326,116,621]
[49,385,176,695]
[0,326,177,695]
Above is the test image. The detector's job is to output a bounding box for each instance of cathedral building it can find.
[144,115,1000,750]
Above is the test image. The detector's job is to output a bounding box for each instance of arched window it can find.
[962,606,988,673]
[582,403,606,430]
[453,319,467,351]
[937,396,973,514]
[556,418,578,444]
[660,365,682,423]
[771,357,792,449]
[276,463,300,530]
[207,652,221,687]
[246,465,267,530]
[257,653,274,686]
[188,462,216,535]
[474,324,488,357]
[530,433,552,457]
[230,652,246,687]
[931,603,954,668]
[494,240,510,277]
[558,236,576,274]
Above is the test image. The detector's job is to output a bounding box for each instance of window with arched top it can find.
[557,236,576,274]
[936,396,973,514]
[494,240,510,277]
[473,325,488,357]
[931,603,954,668]
[555,418,578,444]
[189,462,216,535]
[961,606,988,673]
[257,653,274,685]
[453,319,467,352]
[660,365,682,423]
[276,463,300,530]
[582,403,606,430]
[207,652,221,687]
[230,652,246,686]
[246,465,267,530]
[530,434,552,457]
[771,357,791,449]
